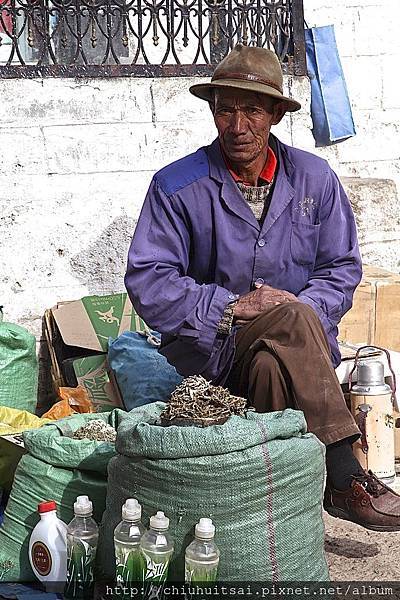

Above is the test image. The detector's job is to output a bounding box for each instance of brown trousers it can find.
[225,302,360,446]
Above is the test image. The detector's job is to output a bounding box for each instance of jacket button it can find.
[255,277,264,285]
[257,239,266,247]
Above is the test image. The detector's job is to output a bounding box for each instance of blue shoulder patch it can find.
[282,141,329,173]
[154,148,209,196]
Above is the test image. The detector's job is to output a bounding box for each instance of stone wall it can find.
[0,0,399,338]
[0,75,307,337]
[303,0,400,189]
[303,0,400,272]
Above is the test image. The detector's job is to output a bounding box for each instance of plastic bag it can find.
[0,407,51,491]
[305,25,356,147]
[108,331,183,410]
[0,310,38,413]
[41,386,94,420]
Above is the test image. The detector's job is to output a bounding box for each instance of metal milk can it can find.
[349,346,397,484]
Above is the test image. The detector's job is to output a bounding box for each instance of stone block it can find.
[341,56,382,110]
[44,121,215,175]
[354,5,398,56]
[150,77,212,123]
[382,55,400,110]
[44,123,129,174]
[343,0,384,5]
[272,116,292,146]
[303,6,356,57]
[0,128,47,175]
[0,170,156,336]
[341,175,400,274]
[341,177,400,244]
[359,242,400,274]
[0,78,153,127]
[336,109,400,163]
[286,76,311,114]
[290,110,313,147]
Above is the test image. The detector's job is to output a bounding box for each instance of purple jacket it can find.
[125,136,362,382]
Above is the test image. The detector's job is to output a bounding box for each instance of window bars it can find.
[0,0,306,78]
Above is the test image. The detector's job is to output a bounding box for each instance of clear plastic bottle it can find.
[185,518,220,583]
[139,511,174,584]
[28,500,67,592]
[64,495,99,600]
[114,498,146,587]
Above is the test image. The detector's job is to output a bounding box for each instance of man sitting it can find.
[125,44,400,531]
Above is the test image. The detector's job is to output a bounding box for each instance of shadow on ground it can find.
[324,512,400,580]
[325,533,379,558]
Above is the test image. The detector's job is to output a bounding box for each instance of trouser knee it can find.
[251,350,280,377]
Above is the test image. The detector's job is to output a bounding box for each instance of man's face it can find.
[213,88,285,165]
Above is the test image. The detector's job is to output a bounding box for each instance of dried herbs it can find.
[160,375,248,426]
[72,420,116,443]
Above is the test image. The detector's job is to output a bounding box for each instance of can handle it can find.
[348,345,398,410]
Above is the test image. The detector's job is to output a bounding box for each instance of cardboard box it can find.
[339,265,400,351]
[45,293,147,411]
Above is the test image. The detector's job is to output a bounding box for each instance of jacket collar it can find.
[207,139,258,229]
[206,135,295,233]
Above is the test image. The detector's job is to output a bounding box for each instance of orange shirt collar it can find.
[223,145,277,186]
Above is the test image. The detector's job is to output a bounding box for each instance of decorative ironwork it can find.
[0,0,305,77]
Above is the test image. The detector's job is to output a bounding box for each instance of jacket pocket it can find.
[290,222,321,266]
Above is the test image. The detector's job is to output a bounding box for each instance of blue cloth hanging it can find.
[305,25,356,147]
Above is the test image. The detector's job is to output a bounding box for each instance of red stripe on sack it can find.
[258,422,280,582]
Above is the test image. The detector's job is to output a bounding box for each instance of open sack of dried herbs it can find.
[97,377,329,582]
[0,410,126,582]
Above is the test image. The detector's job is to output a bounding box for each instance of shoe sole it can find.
[325,506,400,532]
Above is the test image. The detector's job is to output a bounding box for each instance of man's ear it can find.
[271,101,287,125]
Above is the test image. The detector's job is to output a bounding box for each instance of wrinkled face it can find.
[212,88,285,166]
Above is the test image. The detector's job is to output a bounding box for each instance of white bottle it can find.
[139,511,174,584]
[64,495,99,600]
[114,498,146,586]
[185,518,220,583]
[28,500,68,592]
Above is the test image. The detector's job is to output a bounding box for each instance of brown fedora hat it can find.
[189,43,301,112]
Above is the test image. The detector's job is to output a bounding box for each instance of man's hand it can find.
[233,283,298,323]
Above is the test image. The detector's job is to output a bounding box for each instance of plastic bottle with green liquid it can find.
[64,495,98,599]
[139,511,174,585]
[185,518,220,583]
[114,498,146,588]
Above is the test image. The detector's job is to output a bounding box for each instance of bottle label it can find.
[32,541,52,577]
[185,558,219,583]
[115,546,141,587]
[65,538,96,599]
[140,550,171,583]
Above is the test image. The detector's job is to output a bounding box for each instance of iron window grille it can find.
[0,0,306,78]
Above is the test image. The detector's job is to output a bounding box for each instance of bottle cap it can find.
[74,495,93,516]
[38,500,57,514]
[150,511,169,530]
[122,498,142,521]
[195,518,215,539]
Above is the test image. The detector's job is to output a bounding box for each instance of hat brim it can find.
[189,79,301,112]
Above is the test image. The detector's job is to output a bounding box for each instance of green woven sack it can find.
[98,403,329,582]
[0,410,125,582]
[0,316,38,413]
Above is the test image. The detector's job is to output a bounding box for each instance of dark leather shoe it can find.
[324,470,400,532]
